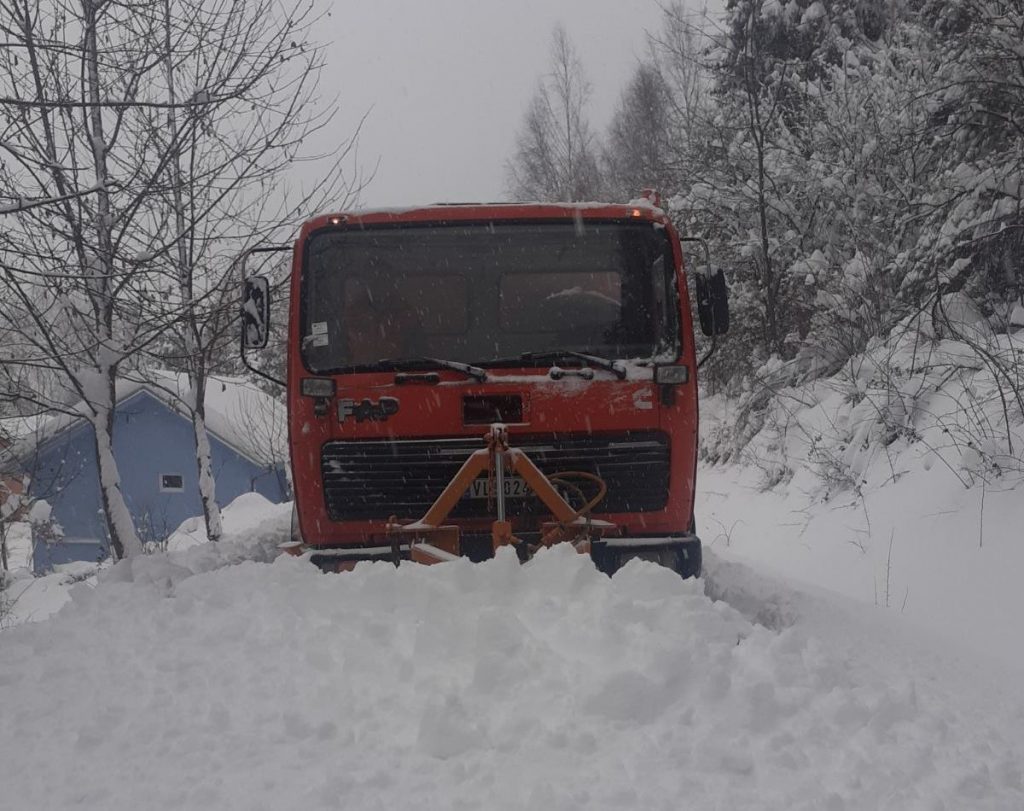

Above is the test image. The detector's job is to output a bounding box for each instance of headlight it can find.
[300,377,336,398]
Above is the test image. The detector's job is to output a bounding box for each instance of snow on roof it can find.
[2,371,286,469]
[0,413,49,450]
[144,370,287,466]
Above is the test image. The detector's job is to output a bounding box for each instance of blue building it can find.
[14,374,289,572]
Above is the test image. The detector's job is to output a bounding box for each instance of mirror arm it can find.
[697,333,717,369]
[237,245,291,389]
[679,236,712,274]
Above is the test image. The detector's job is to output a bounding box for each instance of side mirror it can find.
[241,276,270,350]
[695,269,729,336]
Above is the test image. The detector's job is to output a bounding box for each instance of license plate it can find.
[468,476,531,499]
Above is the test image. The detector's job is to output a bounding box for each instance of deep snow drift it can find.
[696,461,1024,675]
[698,328,1024,674]
[2,513,1023,810]
[0,492,289,627]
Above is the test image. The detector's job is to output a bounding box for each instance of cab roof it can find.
[299,201,671,242]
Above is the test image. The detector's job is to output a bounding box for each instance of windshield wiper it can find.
[377,356,487,382]
[517,350,627,380]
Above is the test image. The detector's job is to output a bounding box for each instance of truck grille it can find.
[320,431,670,521]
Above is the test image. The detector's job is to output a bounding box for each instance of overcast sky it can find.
[321,1,685,208]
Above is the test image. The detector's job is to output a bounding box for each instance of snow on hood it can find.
[143,370,286,465]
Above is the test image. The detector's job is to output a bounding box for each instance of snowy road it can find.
[2,502,1023,810]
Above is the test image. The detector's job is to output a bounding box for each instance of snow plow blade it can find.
[295,424,702,580]
[589,535,702,579]
[304,536,702,580]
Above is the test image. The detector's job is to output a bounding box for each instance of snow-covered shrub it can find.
[702,317,1024,500]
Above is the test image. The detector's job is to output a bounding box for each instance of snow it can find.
[2,493,289,626]
[3,324,1024,806]
[26,499,52,524]
[1,563,93,627]
[2,500,1023,808]
[166,491,289,552]
[801,2,827,25]
[698,326,1024,673]
[697,461,1024,674]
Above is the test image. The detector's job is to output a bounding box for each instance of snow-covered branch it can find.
[0,184,110,215]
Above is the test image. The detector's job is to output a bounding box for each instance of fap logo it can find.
[338,397,400,423]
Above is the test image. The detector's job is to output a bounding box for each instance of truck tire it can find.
[665,541,702,580]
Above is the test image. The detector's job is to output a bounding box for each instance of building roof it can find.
[1,371,286,469]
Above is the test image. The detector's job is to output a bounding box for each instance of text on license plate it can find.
[468,476,531,499]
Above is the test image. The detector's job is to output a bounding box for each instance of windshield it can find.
[300,220,679,374]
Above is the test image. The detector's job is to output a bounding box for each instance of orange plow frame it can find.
[386,424,616,565]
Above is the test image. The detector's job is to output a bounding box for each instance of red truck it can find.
[241,195,728,577]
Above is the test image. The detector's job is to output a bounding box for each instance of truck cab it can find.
[242,200,727,576]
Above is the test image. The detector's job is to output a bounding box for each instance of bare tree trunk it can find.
[755,132,782,356]
[162,0,223,541]
[741,7,783,358]
[190,376,223,540]
[90,406,143,559]
[84,0,142,559]
[1,523,9,574]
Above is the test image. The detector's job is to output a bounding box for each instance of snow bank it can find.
[1,565,85,628]
[103,491,290,588]
[697,326,1024,672]
[1,493,289,627]
[703,330,1024,487]
[165,491,290,553]
[1,544,1021,809]
[697,459,1024,674]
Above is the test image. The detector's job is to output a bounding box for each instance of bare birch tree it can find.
[0,0,178,558]
[603,62,674,200]
[0,0,363,556]
[138,0,363,541]
[506,24,601,202]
